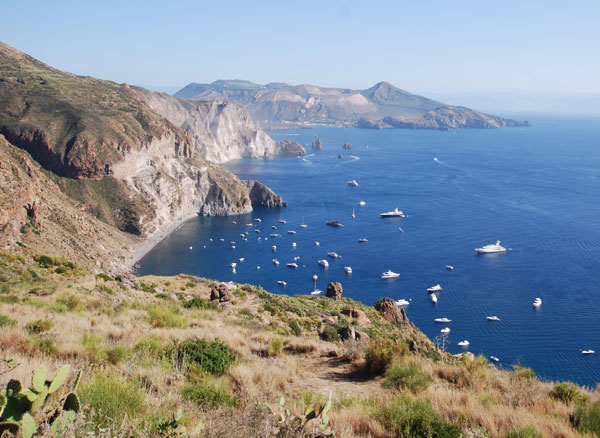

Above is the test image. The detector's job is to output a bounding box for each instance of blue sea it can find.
[139,116,600,387]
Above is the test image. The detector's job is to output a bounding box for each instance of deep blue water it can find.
[139,116,600,387]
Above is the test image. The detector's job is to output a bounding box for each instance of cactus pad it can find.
[49,365,70,394]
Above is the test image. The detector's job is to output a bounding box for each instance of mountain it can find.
[0,42,285,271]
[175,80,531,130]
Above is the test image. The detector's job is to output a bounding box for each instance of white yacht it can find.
[358,238,368,243]
[300,217,308,228]
[486,316,501,321]
[458,340,470,347]
[327,251,340,258]
[430,294,438,303]
[310,290,322,295]
[294,256,300,261]
[277,280,287,286]
[239,258,245,262]
[380,208,406,218]
[446,265,454,270]
[435,317,452,323]
[232,221,237,224]
[317,259,329,267]
[287,262,298,268]
[271,245,277,252]
[533,297,542,308]
[396,299,410,307]
[490,356,500,362]
[288,230,296,234]
[272,225,277,229]
[292,242,297,247]
[245,223,253,227]
[440,327,451,335]
[272,259,279,265]
[427,284,443,293]
[381,270,400,279]
[254,229,260,233]
[582,350,596,355]
[475,240,507,254]
[270,233,280,237]
[230,262,237,268]
[188,246,193,250]
[254,218,262,223]
[358,200,366,206]
[352,208,356,219]
[344,266,352,274]
[279,219,287,224]
[348,179,359,187]
[315,241,320,246]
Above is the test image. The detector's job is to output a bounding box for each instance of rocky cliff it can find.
[242,180,287,208]
[175,80,531,130]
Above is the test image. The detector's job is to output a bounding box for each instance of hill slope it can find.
[175,80,531,130]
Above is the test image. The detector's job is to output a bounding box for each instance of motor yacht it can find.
[188,246,193,250]
[490,356,500,362]
[344,266,352,274]
[288,230,296,234]
[381,270,400,279]
[440,327,451,335]
[434,318,452,323]
[293,256,300,261]
[310,290,322,295]
[230,263,237,268]
[272,225,277,229]
[396,299,410,307]
[486,316,501,321]
[287,263,298,268]
[446,265,454,270]
[279,219,287,224]
[327,251,340,258]
[533,297,542,308]
[277,280,287,286]
[245,223,253,227]
[292,242,297,247]
[326,220,344,227]
[475,240,507,254]
[358,200,366,206]
[582,350,596,355]
[239,258,245,262]
[380,208,406,218]
[272,245,277,252]
[272,259,279,265]
[358,238,368,243]
[270,234,280,238]
[254,218,262,223]
[318,260,329,267]
[427,284,443,293]
[348,179,359,187]
[430,294,438,303]
[458,340,470,347]
[315,241,320,246]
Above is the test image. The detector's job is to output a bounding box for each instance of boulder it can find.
[326,282,343,300]
[210,287,220,301]
[339,325,356,341]
[343,142,352,150]
[373,297,407,326]
[341,308,371,326]
[312,135,323,150]
[355,330,370,344]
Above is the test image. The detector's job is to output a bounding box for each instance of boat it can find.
[272,259,279,265]
[380,208,406,218]
[230,241,236,244]
[232,221,237,224]
[292,242,297,247]
[257,266,261,270]
[310,290,322,295]
[230,263,237,268]
[315,241,320,246]
[440,327,451,335]
[359,200,366,206]
[475,240,507,254]
[427,284,443,293]
[272,245,277,252]
[434,318,452,323]
[430,294,438,303]
[433,157,439,161]
[582,350,596,355]
[288,230,296,234]
[300,217,308,228]
[293,256,300,261]
[272,225,277,229]
[446,265,454,270]
[239,258,245,262]
[352,208,356,219]
[490,356,500,362]
[396,299,410,307]
[358,238,368,243]
[231,246,236,249]
[458,340,470,347]
[279,219,287,224]
[317,260,329,267]
[277,280,287,286]
[533,297,542,308]
[381,270,400,279]
[486,316,501,321]
[327,251,340,258]
[344,266,352,274]
[270,234,280,237]
[245,223,253,227]
[188,246,193,250]
[254,229,260,233]
[220,238,225,241]
[254,218,262,223]
[326,220,344,227]
[287,263,298,268]
[348,179,359,187]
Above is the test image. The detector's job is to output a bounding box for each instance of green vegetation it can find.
[550,382,586,405]
[176,338,237,376]
[146,304,188,328]
[184,297,219,311]
[513,365,536,380]
[504,426,543,438]
[0,312,16,327]
[384,362,432,393]
[268,337,284,357]
[181,382,238,409]
[25,319,53,335]
[570,402,600,435]
[364,338,408,376]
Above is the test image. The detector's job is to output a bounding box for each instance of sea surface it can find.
[139,116,600,387]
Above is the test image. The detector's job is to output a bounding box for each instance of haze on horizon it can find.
[2,0,599,115]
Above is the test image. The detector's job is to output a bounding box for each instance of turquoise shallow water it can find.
[139,116,600,387]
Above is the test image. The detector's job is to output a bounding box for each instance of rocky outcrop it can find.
[374,298,408,326]
[312,135,323,150]
[243,180,286,208]
[341,308,371,326]
[343,142,352,150]
[275,139,306,156]
[326,282,343,300]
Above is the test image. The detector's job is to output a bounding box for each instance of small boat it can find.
[230,241,235,244]
[288,230,296,234]
[446,265,454,270]
[300,217,308,228]
[220,238,225,242]
[326,220,344,227]
[293,256,300,261]
[272,259,279,265]
[358,200,366,206]
[310,290,322,295]
[352,208,356,218]
[245,224,253,227]
[292,242,297,247]
[317,260,329,267]
[277,280,287,286]
[287,263,298,268]
[381,270,400,279]
[533,297,542,308]
[430,294,438,303]
[433,157,439,161]
[272,225,277,229]
[490,356,500,362]
[348,179,359,187]
[358,238,368,243]
[188,246,193,250]
[209,238,213,241]
[239,258,245,262]
[231,245,236,249]
[254,229,260,233]
[458,340,470,347]
[440,327,451,335]
[486,316,501,321]
[434,318,452,323]
[344,266,352,274]
[257,266,261,270]
[203,245,206,248]
[582,350,596,355]
[232,221,237,224]
[230,262,237,268]
[427,284,443,293]
[315,241,320,246]
[272,245,277,252]
[239,234,246,238]
[270,233,280,237]
[380,208,406,218]
[254,218,262,223]
[327,251,340,258]
[475,240,507,254]
[279,219,287,224]
[396,299,410,307]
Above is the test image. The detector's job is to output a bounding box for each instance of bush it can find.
[105,345,132,364]
[504,426,543,438]
[238,308,254,319]
[570,402,600,435]
[181,382,238,409]
[54,294,81,312]
[384,362,432,393]
[364,338,408,376]
[176,338,237,376]
[373,398,462,438]
[25,318,53,334]
[135,336,164,356]
[0,312,16,327]
[289,320,302,336]
[184,297,219,310]
[512,365,536,380]
[33,337,58,355]
[550,382,586,405]
[321,324,339,342]
[95,273,113,282]
[146,304,188,328]
[79,370,146,428]
[268,337,284,357]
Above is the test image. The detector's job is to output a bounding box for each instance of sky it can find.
[2,0,600,112]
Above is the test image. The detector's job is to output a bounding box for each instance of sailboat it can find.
[300,216,308,228]
[352,208,356,219]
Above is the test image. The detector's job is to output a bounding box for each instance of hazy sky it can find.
[2,0,599,97]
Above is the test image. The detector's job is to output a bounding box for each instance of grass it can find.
[570,402,600,435]
[384,361,432,393]
[182,382,238,409]
[268,337,284,357]
[0,312,16,327]
[25,318,53,334]
[146,304,188,328]
[504,426,543,438]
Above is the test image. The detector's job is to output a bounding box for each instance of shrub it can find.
[268,337,284,357]
[25,318,53,334]
[105,346,132,364]
[364,338,408,376]
[181,382,238,409]
[373,398,462,438]
[0,312,16,327]
[54,294,81,312]
[33,337,58,355]
[550,382,586,405]
[384,362,432,393]
[95,273,113,282]
[321,324,339,342]
[146,304,188,328]
[135,336,164,356]
[512,365,536,380]
[183,297,219,310]
[289,320,302,336]
[82,333,105,361]
[570,402,600,435]
[238,308,254,319]
[79,370,146,428]
[504,426,543,438]
[176,338,237,376]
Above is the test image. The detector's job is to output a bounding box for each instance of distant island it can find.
[175,80,531,130]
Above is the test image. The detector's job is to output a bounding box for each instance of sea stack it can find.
[343,142,352,149]
[312,135,323,150]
